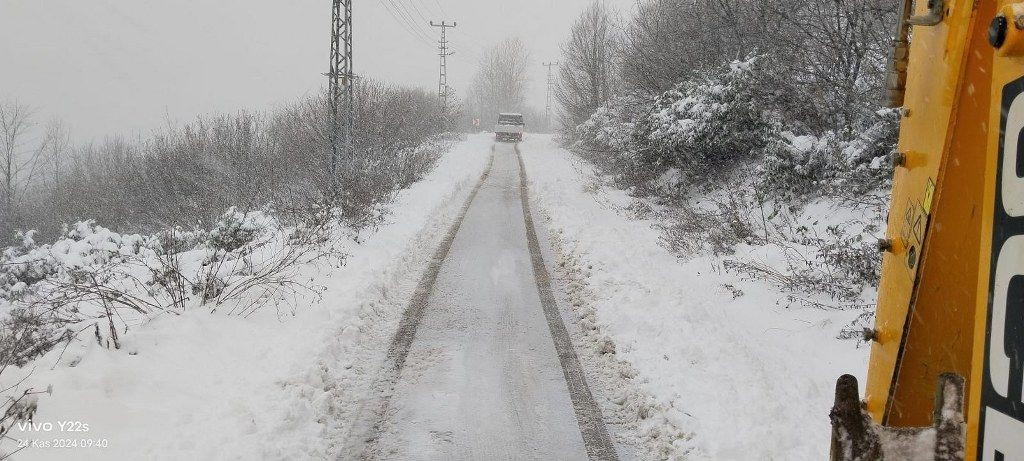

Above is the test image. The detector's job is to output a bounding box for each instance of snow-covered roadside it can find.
[519,134,871,460]
[6,134,494,460]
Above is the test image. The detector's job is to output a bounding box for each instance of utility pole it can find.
[430,20,457,123]
[542,61,559,131]
[327,0,353,191]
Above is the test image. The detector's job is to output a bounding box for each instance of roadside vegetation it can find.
[0,80,453,447]
[557,0,897,317]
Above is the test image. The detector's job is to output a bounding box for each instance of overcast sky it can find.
[0,0,633,143]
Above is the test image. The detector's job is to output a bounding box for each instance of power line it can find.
[386,2,433,44]
[388,2,423,33]
[390,0,434,41]
[431,0,446,16]
[400,0,432,25]
[406,0,445,17]
[453,28,489,61]
[381,1,434,45]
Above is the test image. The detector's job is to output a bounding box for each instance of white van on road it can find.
[495,113,524,143]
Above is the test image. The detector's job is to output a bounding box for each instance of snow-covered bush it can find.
[633,56,777,185]
[573,95,651,185]
[0,206,335,374]
[650,176,885,310]
[657,188,763,255]
[0,232,53,299]
[568,53,897,312]
[760,109,898,201]
[155,226,207,255]
[575,96,641,155]
[816,224,883,291]
[572,57,779,195]
[760,132,847,200]
[571,52,900,206]
[389,133,457,190]
[723,238,879,310]
[334,133,453,230]
[840,109,901,194]
[208,207,273,253]
[0,223,150,301]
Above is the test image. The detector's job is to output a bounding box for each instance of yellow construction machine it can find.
[830,0,1024,459]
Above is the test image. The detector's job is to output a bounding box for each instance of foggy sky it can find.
[0,0,633,143]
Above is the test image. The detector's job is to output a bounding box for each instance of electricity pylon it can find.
[327,0,354,189]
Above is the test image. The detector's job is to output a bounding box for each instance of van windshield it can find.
[498,114,524,125]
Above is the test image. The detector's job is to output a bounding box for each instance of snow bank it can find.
[519,135,870,460]
[4,134,494,460]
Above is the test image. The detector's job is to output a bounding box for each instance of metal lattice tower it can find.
[543,61,559,130]
[430,21,457,118]
[328,0,353,186]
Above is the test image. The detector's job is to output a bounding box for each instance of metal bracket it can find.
[908,0,946,26]
[883,0,913,107]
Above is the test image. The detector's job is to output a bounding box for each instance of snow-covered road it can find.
[5,134,871,460]
[358,143,619,460]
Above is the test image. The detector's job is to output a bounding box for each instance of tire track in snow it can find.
[344,150,495,458]
[516,144,620,461]
[382,150,495,423]
[350,143,618,460]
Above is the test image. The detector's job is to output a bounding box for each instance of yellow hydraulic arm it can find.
[831,0,1024,459]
